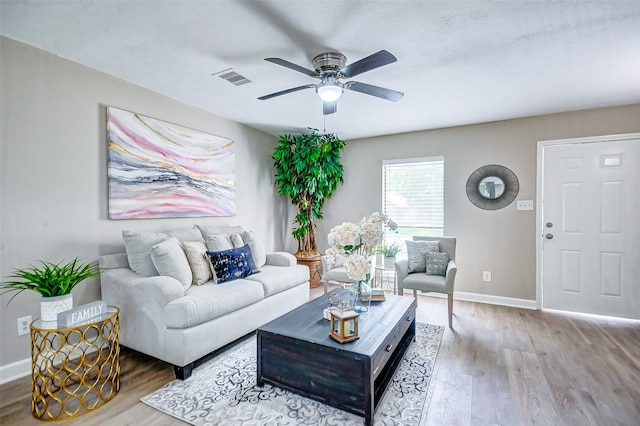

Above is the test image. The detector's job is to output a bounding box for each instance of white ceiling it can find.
[2,1,639,140]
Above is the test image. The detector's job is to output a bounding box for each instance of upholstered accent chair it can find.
[395,236,457,327]
[320,255,357,294]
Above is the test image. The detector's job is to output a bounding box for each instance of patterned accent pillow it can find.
[183,241,213,285]
[425,251,449,276]
[406,240,439,273]
[230,233,245,248]
[206,244,260,284]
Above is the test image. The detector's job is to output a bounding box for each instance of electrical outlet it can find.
[17,316,32,336]
[482,271,492,282]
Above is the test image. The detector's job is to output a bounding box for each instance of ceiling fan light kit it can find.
[316,76,343,102]
[259,50,404,115]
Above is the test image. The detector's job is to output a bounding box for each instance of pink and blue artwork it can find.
[107,107,235,219]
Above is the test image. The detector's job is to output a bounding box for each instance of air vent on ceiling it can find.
[212,68,252,86]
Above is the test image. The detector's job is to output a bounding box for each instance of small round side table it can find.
[373,263,398,295]
[30,307,120,420]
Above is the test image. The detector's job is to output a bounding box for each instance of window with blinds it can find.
[382,156,444,238]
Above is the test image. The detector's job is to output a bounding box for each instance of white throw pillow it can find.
[150,238,192,290]
[242,230,266,268]
[122,230,168,277]
[406,240,439,273]
[121,227,203,277]
[183,240,213,285]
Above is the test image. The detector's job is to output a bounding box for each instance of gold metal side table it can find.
[30,307,120,421]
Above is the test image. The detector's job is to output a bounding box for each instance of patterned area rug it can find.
[141,323,443,425]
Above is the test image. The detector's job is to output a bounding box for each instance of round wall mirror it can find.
[478,176,505,199]
[466,165,519,210]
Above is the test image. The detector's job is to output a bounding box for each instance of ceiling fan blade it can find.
[258,84,315,100]
[345,81,404,102]
[339,50,397,78]
[323,101,337,115]
[264,58,319,77]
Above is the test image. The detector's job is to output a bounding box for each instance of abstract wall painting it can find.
[107,107,235,219]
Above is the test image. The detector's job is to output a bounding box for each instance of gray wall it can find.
[0,37,292,368]
[318,104,640,301]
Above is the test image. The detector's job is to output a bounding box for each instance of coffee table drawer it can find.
[372,306,415,378]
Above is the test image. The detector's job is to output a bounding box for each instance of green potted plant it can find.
[273,131,346,287]
[375,241,402,268]
[1,258,101,321]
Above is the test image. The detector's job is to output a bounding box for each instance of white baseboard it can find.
[404,289,538,310]
[0,357,31,385]
[453,291,537,310]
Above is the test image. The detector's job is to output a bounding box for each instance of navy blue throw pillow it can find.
[206,244,260,284]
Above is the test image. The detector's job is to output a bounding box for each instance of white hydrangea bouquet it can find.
[326,212,397,312]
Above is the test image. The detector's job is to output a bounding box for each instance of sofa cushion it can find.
[402,272,447,293]
[425,251,448,276]
[242,230,267,268]
[164,279,265,328]
[182,240,212,285]
[122,227,202,277]
[406,240,439,273]
[323,266,355,285]
[150,238,192,290]
[245,264,310,297]
[207,245,260,284]
[206,234,233,252]
[197,224,245,240]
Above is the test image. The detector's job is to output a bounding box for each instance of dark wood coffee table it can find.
[256,288,416,425]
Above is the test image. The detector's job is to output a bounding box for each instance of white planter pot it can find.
[384,256,396,269]
[40,294,73,322]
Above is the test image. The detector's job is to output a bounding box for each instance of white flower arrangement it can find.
[343,254,370,282]
[326,212,397,282]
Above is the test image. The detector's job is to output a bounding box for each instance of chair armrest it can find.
[395,259,409,285]
[265,252,297,267]
[445,259,457,293]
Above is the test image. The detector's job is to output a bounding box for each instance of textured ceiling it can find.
[2,1,639,140]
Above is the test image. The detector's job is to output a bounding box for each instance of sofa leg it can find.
[413,289,418,305]
[447,294,453,328]
[174,362,194,380]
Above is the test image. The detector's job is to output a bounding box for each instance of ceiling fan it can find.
[258,50,404,115]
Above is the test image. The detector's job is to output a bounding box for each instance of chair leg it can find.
[413,289,418,305]
[323,279,328,295]
[447,293,453,328]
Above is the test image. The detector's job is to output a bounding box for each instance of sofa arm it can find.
[265,252,297,267]
[445,259,458,293]
[395,259,409,286]
[100,269,185,319]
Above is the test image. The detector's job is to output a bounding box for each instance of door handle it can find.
[545,233,554,240]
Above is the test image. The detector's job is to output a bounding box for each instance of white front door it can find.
[540,134,640,319]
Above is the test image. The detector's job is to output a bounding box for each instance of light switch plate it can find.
[516,200,534,210]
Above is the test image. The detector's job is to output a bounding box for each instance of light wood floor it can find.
[1,285,639,425]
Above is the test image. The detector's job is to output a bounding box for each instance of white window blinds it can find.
[382,156,444,237]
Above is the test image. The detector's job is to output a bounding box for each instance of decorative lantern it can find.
[329,307,359,343]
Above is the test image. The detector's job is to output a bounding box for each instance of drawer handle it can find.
[406,316,413,322]
[385,344,393,352]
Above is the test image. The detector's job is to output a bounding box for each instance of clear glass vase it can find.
[350,281,372,313]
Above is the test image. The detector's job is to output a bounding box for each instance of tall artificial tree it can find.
[273,131,346,258]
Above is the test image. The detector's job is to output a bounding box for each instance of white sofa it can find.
[99,225,309,379]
